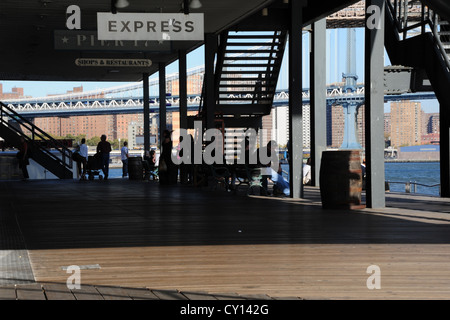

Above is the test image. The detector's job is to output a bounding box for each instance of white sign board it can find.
[97,13,204,41]
[75,58,152,67]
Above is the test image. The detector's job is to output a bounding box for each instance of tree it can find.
[110,139,120,150]
[87,136,100,146]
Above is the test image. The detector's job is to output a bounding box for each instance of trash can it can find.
[319,150,365,209]
[128,156,143,180]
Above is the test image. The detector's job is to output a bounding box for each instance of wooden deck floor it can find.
[1,178,450,300]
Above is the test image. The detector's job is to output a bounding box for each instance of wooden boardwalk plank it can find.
[16,284,45,300]
[180,291,218,300]
[121,287,160,300]
[242,294,273,300]
[72,285,103,300]
[211,292,247,300]
[152,289,188,300]
[0,286,16,300]
[42,283,76,300]
[272,296,303,300]
[95,286,132,300]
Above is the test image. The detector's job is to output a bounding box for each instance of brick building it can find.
[0,83,26,100]
[389,100,422,147]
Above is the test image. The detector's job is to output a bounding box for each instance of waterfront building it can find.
[390,100,422,147]
[0,84,27,100]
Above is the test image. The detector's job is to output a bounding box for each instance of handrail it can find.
[386,180,441,195]
[386,0,450,71]
[0,101,73,170]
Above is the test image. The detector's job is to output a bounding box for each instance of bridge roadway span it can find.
[3,89,437,118]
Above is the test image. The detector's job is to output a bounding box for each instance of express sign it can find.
[97,13,204,41]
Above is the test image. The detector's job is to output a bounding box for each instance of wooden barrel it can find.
[128,156,143,180]
[319,150,365,209]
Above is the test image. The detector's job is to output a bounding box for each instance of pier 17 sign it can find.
[97,13,204,41]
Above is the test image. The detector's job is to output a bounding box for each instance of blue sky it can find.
[1,28,439,113]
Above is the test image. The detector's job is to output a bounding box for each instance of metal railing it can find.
[385,180,441,195]
[0,101,73,171]
[279,169,440,196]
[386,0,450,72]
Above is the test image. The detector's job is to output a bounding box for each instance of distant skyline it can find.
[0,28,439,113]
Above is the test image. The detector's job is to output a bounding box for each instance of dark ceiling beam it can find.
[421,0,450,21]
[230,0,360,31]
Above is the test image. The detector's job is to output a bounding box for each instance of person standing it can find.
[16,136,30,180]
[303,157,311,185]
[97,134,112,180]
[121,141,129,178]
[77,138,88,180]
[160,129,177,185]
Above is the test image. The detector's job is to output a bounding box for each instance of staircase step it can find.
[219,84,274,89]
[218,97,273,102]
[223,56,280,60]
[219,87,274,92]
[223,63,276,68]
[226,42,278,47]
[227,34,284,39]
[225,49,279,54]
[220,74,277,79]
[215,104,272,116]
[220,70,274,75]
[218,91,275,95]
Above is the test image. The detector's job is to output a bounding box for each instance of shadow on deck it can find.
[1,179,450,300]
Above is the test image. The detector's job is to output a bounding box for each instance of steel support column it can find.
[364,0,386,208]
[310,18,327,187]
[288,0,306,198]
[204,33,217,131]
[159,63,167,145]
[441,108,450,197]
[179,50,188,184]
[179,50,188,131]
[143,73,150,152]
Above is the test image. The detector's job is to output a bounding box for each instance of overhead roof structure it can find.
[0,0,281,82]
[0,0,384,83]
[1,0,449,82]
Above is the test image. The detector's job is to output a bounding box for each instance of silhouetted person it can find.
[77,138,88,180]
[160,129,177,185]
[121,141,129,178]
[97,134,112,180]
[144,149,157,180]
[16,136,30,180]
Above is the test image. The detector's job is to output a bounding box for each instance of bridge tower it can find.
[339,28,363,150]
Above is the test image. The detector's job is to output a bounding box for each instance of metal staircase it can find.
[384,0,450,196]
[438,19,450,63]
[385,0,450,75]
[197,30,288,128]
[384,0,450,97]
[0,101,73,179]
